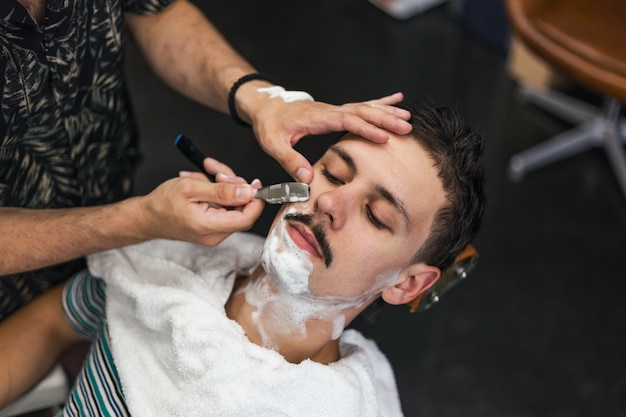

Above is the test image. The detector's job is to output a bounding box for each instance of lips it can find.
[287,222,322,260]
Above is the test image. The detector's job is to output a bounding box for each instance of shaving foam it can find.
[257,86,314,103]
[261,210,312,295]
[243,270,349,347]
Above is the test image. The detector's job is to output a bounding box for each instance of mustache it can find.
[284,213,333,268]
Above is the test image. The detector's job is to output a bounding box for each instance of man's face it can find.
[263,132,446,301]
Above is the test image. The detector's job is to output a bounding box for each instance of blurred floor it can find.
[125,1,626,416]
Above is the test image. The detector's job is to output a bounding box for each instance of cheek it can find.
[311,242,391,296]
[342,235,412,278]
[343,225,398,261]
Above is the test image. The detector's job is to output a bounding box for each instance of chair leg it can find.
[508,118,601,181]
[517,83,626,143]
[603,100,626,197]
[517,83,600,125]
[509,97,626,199]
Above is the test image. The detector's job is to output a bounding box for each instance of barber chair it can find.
[0,364,69,417]
[358,245,478,324]
[407,245,478,313]
[505,0,626,198]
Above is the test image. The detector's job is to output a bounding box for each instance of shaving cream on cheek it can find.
[372,269,402,294]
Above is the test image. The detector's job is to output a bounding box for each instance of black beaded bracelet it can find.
[227,73,275,127]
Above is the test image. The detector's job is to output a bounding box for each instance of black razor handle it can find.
[173,134,215,181]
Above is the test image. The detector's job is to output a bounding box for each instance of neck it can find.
[225,266,362,364]
[18,0,45,24]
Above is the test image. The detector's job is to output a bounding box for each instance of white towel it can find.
[88,233,403,417]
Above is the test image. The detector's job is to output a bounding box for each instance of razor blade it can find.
[174,134,310,204]
[254,182,310,204]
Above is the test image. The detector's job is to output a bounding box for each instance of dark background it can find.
[125,1,626,416]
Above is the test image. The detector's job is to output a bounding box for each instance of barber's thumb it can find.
[214,182,254,203]
[234,184,255,202]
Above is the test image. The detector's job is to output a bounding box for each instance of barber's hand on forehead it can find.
[251,92,412,183]
[139,166,263,247]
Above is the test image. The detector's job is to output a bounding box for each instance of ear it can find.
[381,263,441,305]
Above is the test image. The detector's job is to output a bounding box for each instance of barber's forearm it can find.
[125,0,260,113]
[0,198,146,276]
[1,176,263,275]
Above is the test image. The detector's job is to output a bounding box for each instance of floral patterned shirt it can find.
[0,0,174,319]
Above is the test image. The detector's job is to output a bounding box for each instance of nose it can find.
[314,186,353,230]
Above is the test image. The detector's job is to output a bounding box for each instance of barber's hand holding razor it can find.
[139,160,264,247]
[245,91,413,183]
[0,167,263,275]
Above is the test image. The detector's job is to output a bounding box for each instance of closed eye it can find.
[366,205,389,230]
[321,168,344,185]
[323,167,388,230]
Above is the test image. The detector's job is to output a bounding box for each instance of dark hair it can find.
[398,102,485,271]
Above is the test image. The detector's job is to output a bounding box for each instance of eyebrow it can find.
[329,146,412,232]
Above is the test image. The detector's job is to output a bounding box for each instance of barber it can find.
[0,0,411,319]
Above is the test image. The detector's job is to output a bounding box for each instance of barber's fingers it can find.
[252,92,412,183]
[215,173,249,185]
[263,143,314,184]
[366,91,406,107]
[195,194,264,229]
[178,173,259,209]
[178,179,264,242]
[184,178,257,206]
[212,178,262,212]
[140,177,265,247]
[179,171,209,181]
[190,204,261,234]
[188,183,265,237]
[203,157,237,178]
[337,101,412,141]
[180,159,247,184]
